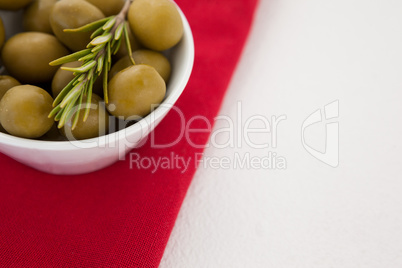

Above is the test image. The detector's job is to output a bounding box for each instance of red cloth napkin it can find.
[0,0,259,266]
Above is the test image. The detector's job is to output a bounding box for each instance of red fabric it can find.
[0,0,258,267]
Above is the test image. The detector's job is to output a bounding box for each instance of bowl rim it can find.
[0,5,194,151]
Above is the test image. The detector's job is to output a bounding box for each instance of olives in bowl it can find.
[107,64,166,119]
[128,0,184,51]
[0,1,194,174]
[23,0,57,34]
[2,32,69,83]
[49,0,105,52]
[0,85,54,138]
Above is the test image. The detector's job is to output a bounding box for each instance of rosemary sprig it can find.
[49,0,135,129]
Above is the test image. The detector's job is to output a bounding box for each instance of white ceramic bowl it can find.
[0,6,194,175]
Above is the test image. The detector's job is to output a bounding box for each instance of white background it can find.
[160,0,402,267]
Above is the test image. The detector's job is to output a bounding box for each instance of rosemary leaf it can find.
[91,33,113,46]
[49,49,92,66]
[123,22,136,65]
[103,17,117,31]
[114,23,124,40]
[77,73,86,82]
[103,60,109,103]
[73,78,81,85]
[54,107,65,121]
[91,43,106,53]
[60,81,84,108]
[107,43,112,65]
[97,55,105,74]
[90,26,103,39]
[79,53,96,62]
[72,89,85,130]
[59,94,80,128]
[61,60,96,73]
[87,68,94,81]
[112,37,122,55]
[110,36,117,49]
[53,76,80,106]
[83,77,94,122]
[48,104,62,119]
[64,17,111,33]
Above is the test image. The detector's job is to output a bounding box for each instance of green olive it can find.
[110,49,171,82]
[84,0,125,16]
[0,75,20,133]
[107,64,166,120]
[23,0,57,34]
[128,0,183,51]
[0,85,54,138]
[0,0,33,10]
[49,0,105,52]
[0,75,20,102]
[114,24,141,60]
[0,17,5,49]
[1,32,69,83]
[61,94,109,140]
[52,61,103,98]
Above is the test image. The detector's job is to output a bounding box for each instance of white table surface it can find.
[160,0,402,267]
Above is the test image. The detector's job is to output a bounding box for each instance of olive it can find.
[49,0,105,52]
[107,64,166,120]
[60,94,109,140]
[110,49,171,82]
[0,76,11,133]
[114,24,141,60]
[0,0,33,11]
[0,75,20,133]
[1,32,69,83]
[128,0,183,51]
[84,0,125,16]
[0,17,5,49]
[23,0,57,34]
[0,85,54,138]
[52,61,103,98]
[0,75,20,102]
